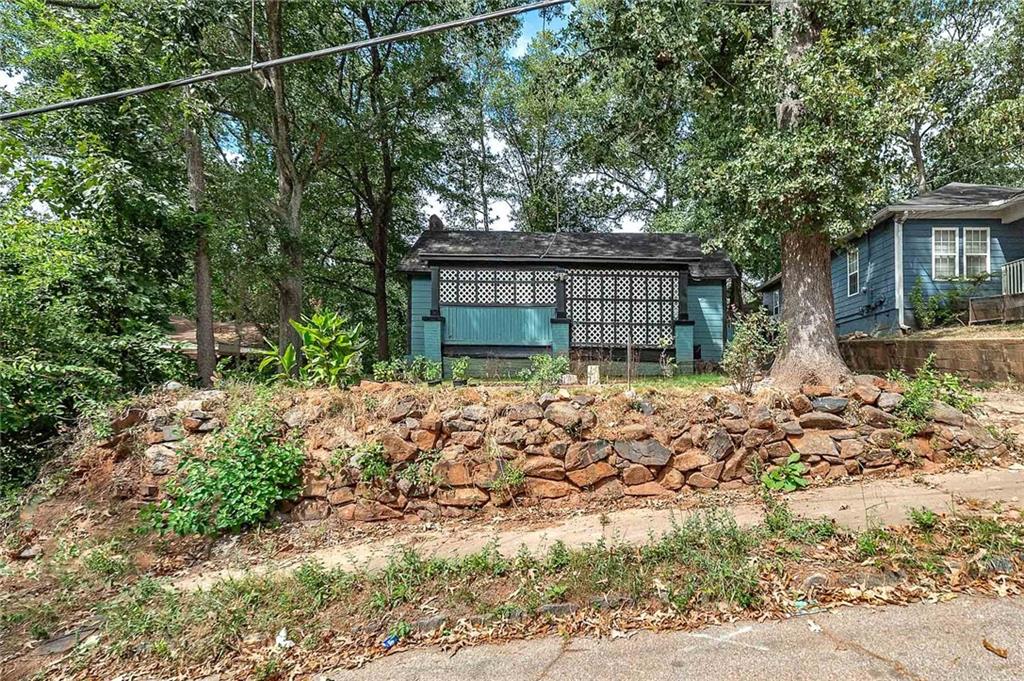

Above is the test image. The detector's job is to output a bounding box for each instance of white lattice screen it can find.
[439,268,557,306]
[566,269,679,347]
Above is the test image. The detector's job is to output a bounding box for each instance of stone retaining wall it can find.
[840,337,1024,382]
[129,379,1008,524]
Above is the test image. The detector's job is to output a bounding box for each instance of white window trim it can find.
[847,247,860,297]
[931,227,959,281]
[962,226,991,277]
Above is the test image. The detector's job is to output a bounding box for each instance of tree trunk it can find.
[769,0,850,389]
[184,98,215,388]
[909,127,927,193]
[372,213,390,360]
[265,0,303,362]
[771,231,850,387]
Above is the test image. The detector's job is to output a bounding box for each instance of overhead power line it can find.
[0,0,571,123]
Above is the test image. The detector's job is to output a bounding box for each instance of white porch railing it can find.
[1004,258,1024,296]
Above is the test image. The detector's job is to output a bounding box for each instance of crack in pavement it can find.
[818,625,928,681]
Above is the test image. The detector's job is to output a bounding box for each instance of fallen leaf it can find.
[983,639,1008,659]
[807,620,822,633]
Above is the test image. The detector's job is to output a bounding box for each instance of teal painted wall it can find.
[551,321,569,355]
[688,282,725,361]
[422,319,443,362]
[674,323,694,373]
[442,305,555,346]
[409,275,431,357]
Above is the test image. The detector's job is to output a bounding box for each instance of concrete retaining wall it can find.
[840,337,1024,382]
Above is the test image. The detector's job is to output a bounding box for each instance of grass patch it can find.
[7,502,1024,678]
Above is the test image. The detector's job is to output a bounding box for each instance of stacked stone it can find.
[117,376,1009,524]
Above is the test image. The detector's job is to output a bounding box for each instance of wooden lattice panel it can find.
[566,269,679,348]
[439,268,557,306]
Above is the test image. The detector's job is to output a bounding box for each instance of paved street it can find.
[318,596,1024,681]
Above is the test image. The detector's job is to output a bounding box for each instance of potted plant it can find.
[424,359,443,386]
[451,356,470,386]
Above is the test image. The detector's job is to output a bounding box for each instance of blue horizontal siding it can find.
[688,281,725,361]
[832,220,898,336]
[442,305,555,346]
[903,218,1024,315]
[408,275,431,357]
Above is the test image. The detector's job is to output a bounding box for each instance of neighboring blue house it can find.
[399,226,737,376]
[762,183,1024,335]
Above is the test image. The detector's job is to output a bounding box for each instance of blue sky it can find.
[510,7,568,57]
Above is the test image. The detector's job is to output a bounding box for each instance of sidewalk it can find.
[317,595,1024,681]
[173,467,1024,590]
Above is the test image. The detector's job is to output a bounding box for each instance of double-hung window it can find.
[963,227,990,277]
[772,290,780,316]
[932,228,958,280]
[847,247,860,297]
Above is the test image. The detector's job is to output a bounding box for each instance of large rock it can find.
[591,478,624,500]
[848,384,881,405]
[721,418,749,434]
[658,467,686,491]
[506,402,543,422]
[146,425,184,445]
[382,432,418,463]
[622,463,654,485]
[614,423,651,441]
[705,428,735,462]
[810,397,849,414]
[410,429,438,451]
[565,440,610,470]
[687,472,719,489]
[623,481,672,496]
[566,462,617,487]
[788,432,837,457]
[144,445,177,475]
[790,394,814,415]
[521,456,565,480]
[390,398,422,423]
[461,404,490,422]
[868,428,904,449]
[449,430,485,448]
[544,402,580,428]
[525,478,575,499]
[613,439,672,467]
[292,499,331,521]
[491,423,528,446]
[859,405,896,428]
[877,392,903,411]
[435,460,473,486]
[930,402,966,427]
[436,487,489,507]
[839,438,866,459]
[671,449,712,472]
[799,412,849,429]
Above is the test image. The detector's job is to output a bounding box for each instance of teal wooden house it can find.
[399,226,737,376]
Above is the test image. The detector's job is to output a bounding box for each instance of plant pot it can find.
[427,378,442,386]
[452,379,467,386]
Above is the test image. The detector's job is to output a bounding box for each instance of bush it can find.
[0,214,190,494]
[888,354,980,434]
[909,276,986,330]
[143,399,305,535]
[451,356,470,382]
[259,310,365,387]
[722,307,783,394]
[518,354,570,386]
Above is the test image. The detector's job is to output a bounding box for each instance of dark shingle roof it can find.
[399,230,737,279]
[872,182,1024,225]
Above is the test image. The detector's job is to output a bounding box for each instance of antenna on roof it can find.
[428,214,446,231]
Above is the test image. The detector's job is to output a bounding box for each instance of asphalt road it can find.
[317,596,1024,681]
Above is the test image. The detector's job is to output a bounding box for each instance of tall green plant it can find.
[259,311,366,388]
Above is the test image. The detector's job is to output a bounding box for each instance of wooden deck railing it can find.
[1004,258,1024,296]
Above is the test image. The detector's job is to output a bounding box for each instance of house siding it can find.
[441,305,554,346]
[409,274,431,357]
[832,221,898,336]
[902,217,1024,325]
[688,281,726,362]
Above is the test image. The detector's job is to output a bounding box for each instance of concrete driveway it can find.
[317,595,1024,681]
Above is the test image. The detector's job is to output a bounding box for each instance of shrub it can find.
[372,358,406,382]
[722,307,783,395]
[143,399,305,535]
[354,443,390,482]
[889,354,980,434]
[518,354,570,386]
[909,276,986,330]
[259,310,365,387]
[451,356,470,382]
